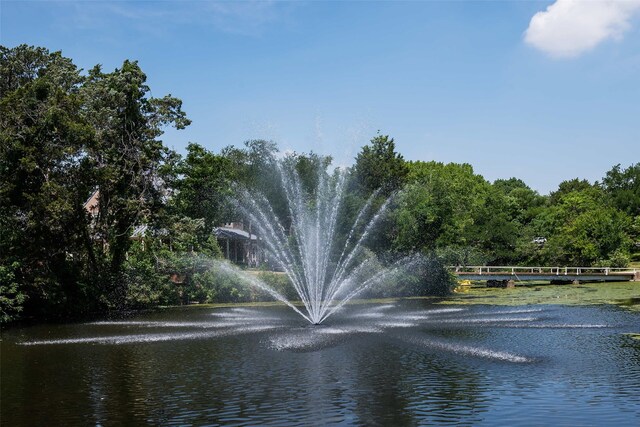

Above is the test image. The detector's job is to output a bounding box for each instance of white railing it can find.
[449,266,637,276]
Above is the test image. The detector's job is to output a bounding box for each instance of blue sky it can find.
[2,0,639,194]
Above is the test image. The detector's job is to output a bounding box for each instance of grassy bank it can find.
[157,281,640,315]
[441,281,640,311]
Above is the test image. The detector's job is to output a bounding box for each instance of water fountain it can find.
[227,159,417,325]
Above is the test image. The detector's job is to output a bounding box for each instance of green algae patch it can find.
[157,282,639,313]
[439,281,640,311]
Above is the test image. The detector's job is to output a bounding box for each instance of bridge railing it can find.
[448,266,637,276]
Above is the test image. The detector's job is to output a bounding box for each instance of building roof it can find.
[214,226,258,241]
[84,188,100,215]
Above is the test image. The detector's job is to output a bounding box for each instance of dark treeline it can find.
[1,46,639,323]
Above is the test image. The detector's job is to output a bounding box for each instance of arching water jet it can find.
[226,158,416,324]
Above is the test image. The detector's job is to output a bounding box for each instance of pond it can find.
[2,299,639,426]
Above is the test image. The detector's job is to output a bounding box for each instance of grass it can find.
[440,281,640,311]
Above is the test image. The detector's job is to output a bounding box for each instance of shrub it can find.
[0,262,27,323]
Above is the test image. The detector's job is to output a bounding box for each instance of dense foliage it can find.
[1,46,638,323]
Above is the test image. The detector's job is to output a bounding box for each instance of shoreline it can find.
[440,280,640,312]
[4,281,638,329]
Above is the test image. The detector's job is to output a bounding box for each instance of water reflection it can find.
[2,301,639,425]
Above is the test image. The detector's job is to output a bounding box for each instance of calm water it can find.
[2,300,639,426]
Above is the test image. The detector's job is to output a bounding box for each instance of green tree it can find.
[1,47,192,321]
[221,139,286,222]
[537,186,632,266]
[1,44,93,319]
[601,163,640,216]
[221,139,279,191]
[394,181,451,252]
[341,134,408,254]
[80,60,190,307]
[463,186,518,264]
[282,150,333,197]
[1,44,80,95]
[0,262,27,323]
[492,178,547,264]
[493,178,546,226]
[122,217,223,308]
[172,143,236,230]
[351,133,408,197]
[395,161,489,253]
[549,178,593,204]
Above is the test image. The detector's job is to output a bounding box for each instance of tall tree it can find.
[79,60,190,305]
[340,134,408,254]
[397,161,489,250]
[351,133,408,197]
[601,163,640,216]
[0,45,92,318]
[173,143,235,230]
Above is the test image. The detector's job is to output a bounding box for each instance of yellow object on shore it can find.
[453,280,472,293]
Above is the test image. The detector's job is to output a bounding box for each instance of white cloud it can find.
[524,0,640,58]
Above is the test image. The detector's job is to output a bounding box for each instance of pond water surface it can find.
[2,300,639,426]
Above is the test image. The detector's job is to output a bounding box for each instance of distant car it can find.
[532,237,547,244]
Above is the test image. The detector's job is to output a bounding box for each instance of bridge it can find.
[450,266,639,286]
